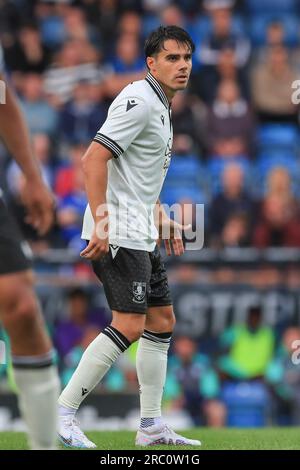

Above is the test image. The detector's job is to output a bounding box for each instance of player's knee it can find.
[1,284,38,328]
[122,324,144,343]
[12,291,38,327]
[166,309,176,331]
[111,312,146,343]
[133,324,145,341]
[159,308,176,332]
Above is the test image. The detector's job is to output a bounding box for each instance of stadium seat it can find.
[161,186,206,206]
[245,0,298,15]
[250,14,300,47]
[221,381,270,427]
[256,124,300,153]
[165,154,203,185]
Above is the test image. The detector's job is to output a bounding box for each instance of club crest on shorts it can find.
[132,281,146,303]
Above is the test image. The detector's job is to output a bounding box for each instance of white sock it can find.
[136,330,172,421]
[59,404,76,418]
[12,351,60,450]
[58,326,130,411]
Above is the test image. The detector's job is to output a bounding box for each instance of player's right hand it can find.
[80,229,109,260]
[21,179,55,235]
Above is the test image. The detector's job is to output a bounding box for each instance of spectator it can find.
[171,91,204,149]
[210,163,256,245]
[4,22,51,77]
[59,80,107,146]
[251,45,298,123]
[62,6,100,47]
[218,306,275,380]
[165,336,225,426]
[253,195,300,248]
[253,167,300,248]
[44,39,105,107]
[220,212,250,248]
[118,11,143,39]
[192,47,250,104]
[55,143,85,198]
[19,73,58,137]
[104,33,146,98]
[200,0,250,68]
[266,326,300,425]
[54,288,106,360]
[55,143,88,250]
[205,79,254,156]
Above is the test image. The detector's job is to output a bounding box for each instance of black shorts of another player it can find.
[0,199,32,275]
[91,244,172,314]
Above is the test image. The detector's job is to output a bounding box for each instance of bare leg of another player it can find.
[0,270,60,449]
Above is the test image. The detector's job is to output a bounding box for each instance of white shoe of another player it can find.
[58,416,96,449]
[135,423,201,447]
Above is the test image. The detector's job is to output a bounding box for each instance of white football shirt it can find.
[82,72,173,251]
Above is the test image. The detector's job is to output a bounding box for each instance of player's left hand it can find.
[21,179,55,235]
[159,219,191,256]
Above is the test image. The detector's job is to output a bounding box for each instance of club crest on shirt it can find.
[132,281,146,303]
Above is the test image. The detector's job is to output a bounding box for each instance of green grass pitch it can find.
[0,428,300,450]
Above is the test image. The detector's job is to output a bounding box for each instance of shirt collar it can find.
[145,72,170,109]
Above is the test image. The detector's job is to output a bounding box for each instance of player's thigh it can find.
[0,199,33,278]
[146,245,174,332]
[146,304,175,333]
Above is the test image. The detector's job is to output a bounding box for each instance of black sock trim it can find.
[103,326,131,352]
[12,351,55,369]
[142,330,172,344]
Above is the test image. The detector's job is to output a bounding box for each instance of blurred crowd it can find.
[1,289,300,427]
[0,0,300,252]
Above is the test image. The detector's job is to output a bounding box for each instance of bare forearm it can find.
[0,77,41,182]
[81,143,110,222]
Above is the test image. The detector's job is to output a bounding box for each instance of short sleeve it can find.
[93,96,150,158]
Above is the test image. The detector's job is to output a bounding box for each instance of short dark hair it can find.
[144,25,195,60]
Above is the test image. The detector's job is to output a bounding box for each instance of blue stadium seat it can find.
[245,0,298,15]
[165,154,202,184]
[256,124,300,153]
[250,14,300,47]
[160,186,206,206]
[221,381,270,427]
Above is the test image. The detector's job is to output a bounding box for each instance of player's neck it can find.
[150,72,174,103]
[160,82,175,103]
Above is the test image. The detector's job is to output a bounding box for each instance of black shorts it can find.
[0,199,32,275]
[91,244,172,314]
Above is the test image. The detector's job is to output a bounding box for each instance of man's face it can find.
[147,39,192,94]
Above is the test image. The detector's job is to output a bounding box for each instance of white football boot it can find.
[58,416,96,449]
[136,423,201,447]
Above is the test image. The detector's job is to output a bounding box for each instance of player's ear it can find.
[146,56,155,72]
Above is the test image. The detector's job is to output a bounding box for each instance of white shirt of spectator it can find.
[81,72,173,251]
